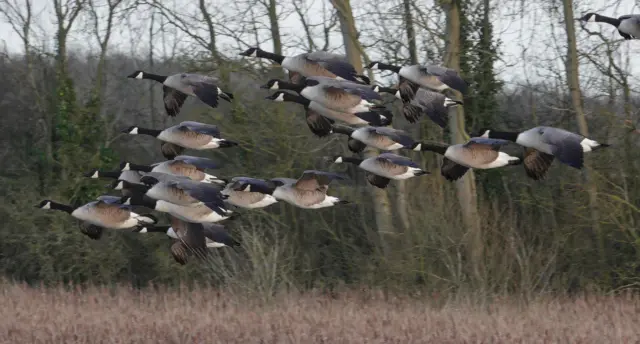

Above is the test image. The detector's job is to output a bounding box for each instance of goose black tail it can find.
[219,91,234,102]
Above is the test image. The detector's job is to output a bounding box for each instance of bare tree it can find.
[439,0,481,278]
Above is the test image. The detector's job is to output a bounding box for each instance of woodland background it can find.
[0,0,639,300]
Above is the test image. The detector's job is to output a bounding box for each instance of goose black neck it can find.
[283,93,310,106]
[50,201,75,214]
[487,130,519,142]
[377,62,401,74]
[331,125,355,136]
[126,163,153,172]
[342,157,363,165]
[147,225,171,233]
[417,141,449,155]
[97,170,121,178]
[142,72,168,83]
[121,181,151,194]
[279,81,305,93]
[129,195,157,209]
[258,50,285,64]
[137,128,163,137]
[595,14,621,27]
[377,87,398,95]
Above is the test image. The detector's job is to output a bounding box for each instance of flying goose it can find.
[233,171,350,209]
[330,125,419,153]
[332,153,428,188]
[474,126,610,180]
[119,155,226,184]
[36,198,157,230]
[161,142,185,160]
[122,121,238,151]
[579,13,640,40]
[239,47,370,84]
[414,138,522,181]
[374,86,462,126]
[134,174,226,208]
[122,194,234,224]
[77,195,131,240]
[260,76,383,114]
[365,62,468,95]
[265,91,392,127]
[126,71,234,117]
[137,220,240,249]
[220,177,279,209]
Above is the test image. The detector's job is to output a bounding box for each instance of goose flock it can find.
[36,18,616,264]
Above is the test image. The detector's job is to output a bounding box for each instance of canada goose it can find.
[122,121,238,151]
[414,138,522,181]
[239,47,370,84]
[161,142,185,160]
[133,174,226,207]
[36,198,157,229]
[119,155,226,184]
[474,126,610,180]
[260,76,382,114]
[265,91,392,127]
[397,77,421,103]
[126,70,234,117]
[579,13,640,40]
[330,125,419,153]
[77,195,130,239]
[232,170,349,209]
[264,92,335,137]
[136,220,240,248]
[332,153,429,188]
[365,62,468,94]
[220,177,279,209]
[122,194,234,224]
[374,86,462,126]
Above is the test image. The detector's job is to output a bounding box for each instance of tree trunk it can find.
[330,0,395,255]
[561,0,602,260]
[441,0,482,279]
[395,0,419,233]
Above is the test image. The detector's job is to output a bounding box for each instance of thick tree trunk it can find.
[561,0,602,259]
[330,0,395,255]
[441,0,482,278]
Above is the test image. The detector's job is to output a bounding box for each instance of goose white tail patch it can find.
[444,97,457,106]
[137,215,156,224]
[207,241,226,248]
[135,72,143,79]
[167,227,179,239]
[413,143,422,151]
[580,138,598,152]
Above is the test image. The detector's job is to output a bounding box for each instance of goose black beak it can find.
[259,84,269,89]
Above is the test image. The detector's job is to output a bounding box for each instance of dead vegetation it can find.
[1,283,638,343]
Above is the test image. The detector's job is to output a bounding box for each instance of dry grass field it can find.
[1,283,639,343]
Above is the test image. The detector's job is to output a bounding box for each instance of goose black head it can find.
[265,91,287,102]
[84,169,100,178]
[470,128,491,138]
[578,13,597,22]
[121,126,139,134]
[239,47,261,57]
[260,79,283,90]
[35,200,52,209]
[126,70,144,79]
